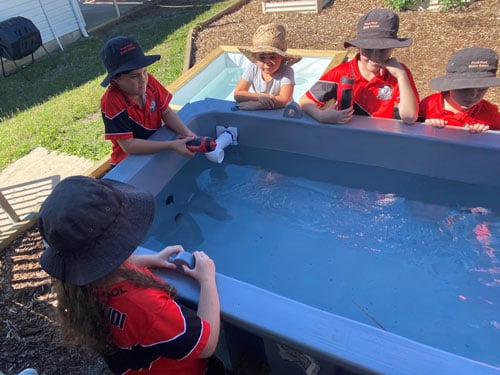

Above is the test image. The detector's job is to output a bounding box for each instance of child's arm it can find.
[117,137,196,158]
[183,251,220,358]
[130,247,221,357]
[272,83,294,108]
[116,107,198,157]
[161,106,197,137]
[383,58,419,124]
[234,78,263,102]
[233,78,252,102]
[299,95,353,124]
[128,245,185,269]
[234,78,276,109]
[237,84,293,110]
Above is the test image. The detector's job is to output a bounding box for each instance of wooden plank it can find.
[321,50,348,73]
[0,213,37,252]
[0,191,20,224]
[173,46,226,90]
[84,155,112,179]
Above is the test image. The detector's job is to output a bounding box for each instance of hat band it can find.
[445,71,496,79]
[358,30,398,40]
[106,49,145,73]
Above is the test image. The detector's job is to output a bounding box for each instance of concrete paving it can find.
[0,148,96,238]
[78,0,151,30]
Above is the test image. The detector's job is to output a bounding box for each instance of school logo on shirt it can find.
[150,99,157,113]
[377,85,393,101]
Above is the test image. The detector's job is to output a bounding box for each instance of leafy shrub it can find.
[383,0,469,11]
[383,0,416,10]
[439,0,468,10]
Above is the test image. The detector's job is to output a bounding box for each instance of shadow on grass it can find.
[0,0,224,120]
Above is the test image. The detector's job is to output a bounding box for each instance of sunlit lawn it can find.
[0,0,232,171]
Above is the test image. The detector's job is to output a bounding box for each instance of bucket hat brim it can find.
[238,46,302,66]
[100,54,160,87]
[39,178,155,285]
[430,75,500,91]
[344,37,412,50]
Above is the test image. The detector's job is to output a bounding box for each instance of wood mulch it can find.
[192,0,500,103]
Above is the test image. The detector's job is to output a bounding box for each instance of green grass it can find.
[0,0,233,171]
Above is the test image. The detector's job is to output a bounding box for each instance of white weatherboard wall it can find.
[262,0,330,13]
[0,0,86,52]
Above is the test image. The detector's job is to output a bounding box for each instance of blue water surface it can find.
[144,146,500,367]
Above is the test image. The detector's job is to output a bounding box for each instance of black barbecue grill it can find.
[0,16,50,77]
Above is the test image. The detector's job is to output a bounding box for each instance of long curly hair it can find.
[54,265,176,356]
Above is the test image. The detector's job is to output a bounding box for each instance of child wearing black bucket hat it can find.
[100,36,197,166]
[234,23,302,110]
[299,8,419,124]
[38,176,221,374]
[419,47,500,133]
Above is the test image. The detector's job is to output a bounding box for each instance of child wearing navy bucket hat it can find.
[100,36,197,166]
[419,47,500,133]
[38,176,222,374]
[299,8,419,125]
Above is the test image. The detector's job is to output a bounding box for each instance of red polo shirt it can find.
[99,265,210,374]
[101,74,173,165]
[305,53,419,119]
[419,92,500,130]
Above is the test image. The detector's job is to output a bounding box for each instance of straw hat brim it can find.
[238,46,302,66]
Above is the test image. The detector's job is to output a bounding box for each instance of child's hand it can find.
[183,250,216,285]
[465,123,490,133]
[381,57,406,79]
[171,137,196,157]
[257,94,276,109]
[155,245,185,266]
[130,245,185,270]
[425,118,447,128]
[237,96,276,111]
[237,101,263,110]
[180,129,197,138]
[319,106,353,124]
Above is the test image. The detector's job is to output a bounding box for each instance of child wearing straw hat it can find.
[299,8,419,125]
[419,47,500,133]
[38,176,222,374]
[234,23,301,110]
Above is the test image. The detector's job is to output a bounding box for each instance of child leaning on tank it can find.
[37,176,222,375]
[418,46,500,133]
[299,8,420,125]
[100,36,197,167]
[234,23,301,110]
